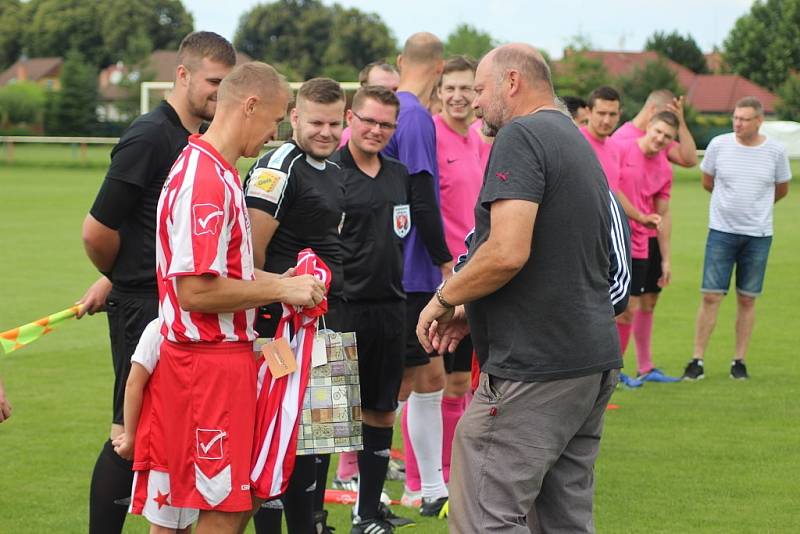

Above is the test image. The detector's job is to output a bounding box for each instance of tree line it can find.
[1,0,799,135]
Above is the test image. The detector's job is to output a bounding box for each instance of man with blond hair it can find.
[79,31,237,533]
[135,61,324,534]
[417,43,623,533]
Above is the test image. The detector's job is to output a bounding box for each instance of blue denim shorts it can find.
[701,229,772,297]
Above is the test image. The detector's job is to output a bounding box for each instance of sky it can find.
[187,0,756,59]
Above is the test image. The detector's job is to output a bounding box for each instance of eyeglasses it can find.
[352,110,396,131]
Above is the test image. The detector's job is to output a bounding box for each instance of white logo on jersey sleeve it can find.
[193,204,223,236]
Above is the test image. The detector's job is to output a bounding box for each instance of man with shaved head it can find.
[416,44,624,533]
[79,31,237,533]
[382,31,454,522]
[138,61,324,534]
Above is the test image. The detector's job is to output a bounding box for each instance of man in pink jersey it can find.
[616,111,681,382]
[580,86,661,387]
[613,89,697,167]
[613,90,697,383]
[144,62,324,534]
[581,86,662,224]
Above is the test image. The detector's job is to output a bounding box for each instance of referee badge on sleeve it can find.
[393,204,411,238]
[246,168,288,204]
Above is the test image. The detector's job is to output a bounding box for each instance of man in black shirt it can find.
[78,32,236,534]
[244,77,345,534]
[331,86,412,534]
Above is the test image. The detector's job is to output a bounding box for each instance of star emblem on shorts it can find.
[153,490,170,509]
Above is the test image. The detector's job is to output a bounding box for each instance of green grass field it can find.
[1,152,798,533]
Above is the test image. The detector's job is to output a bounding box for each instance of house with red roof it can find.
[555,50,778,114]
[96,50,253,120]
[0,57,63,90]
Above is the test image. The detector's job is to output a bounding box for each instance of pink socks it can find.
[401,402,421,492]
[616,321,632,354]
[633,310,654,374]
[336,450,359,481]
[441,395,465,482]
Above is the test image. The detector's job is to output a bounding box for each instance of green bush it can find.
[0,81,46,125]
[776,73,800,121]
[0,125,37,135]
[44,49,98,136]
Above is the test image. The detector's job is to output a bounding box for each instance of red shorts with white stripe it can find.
[140,340,257,512]
[132,365,164,473]
[130,469,199,529]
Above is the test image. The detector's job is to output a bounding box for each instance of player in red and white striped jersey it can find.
[137,62,325,534]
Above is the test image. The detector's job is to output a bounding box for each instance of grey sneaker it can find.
[730,359,749,380]
[682,359,705,381]
[333,476,359,492]
[378,503,415,529]
[386,458,406,481]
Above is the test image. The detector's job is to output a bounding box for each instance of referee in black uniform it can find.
[331,86,412,534]
[244,78,345,534]
[78,32,235,534]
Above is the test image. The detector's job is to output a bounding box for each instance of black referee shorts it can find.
[631,238,664,296]
[341,299,405,413]
[444,335,474,373]
[106,291,158,425]
[404,292,442,367]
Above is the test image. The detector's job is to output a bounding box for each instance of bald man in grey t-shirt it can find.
[416,44,623,534]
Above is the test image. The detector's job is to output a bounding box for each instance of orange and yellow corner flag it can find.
[0,305,83,354]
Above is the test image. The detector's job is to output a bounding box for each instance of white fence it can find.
[0,135,285,164]
[0,136,120,164]
[0,134,714,166]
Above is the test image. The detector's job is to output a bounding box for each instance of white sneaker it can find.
[400,489,422,508]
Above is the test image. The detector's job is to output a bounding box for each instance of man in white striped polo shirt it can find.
[683,97,791,381]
